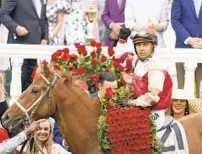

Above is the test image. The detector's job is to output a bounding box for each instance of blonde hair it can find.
[25,119,53,154]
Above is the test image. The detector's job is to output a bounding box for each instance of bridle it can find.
[9,73,58,154]
[14,74,58,124]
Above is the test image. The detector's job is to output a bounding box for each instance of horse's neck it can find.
[55,89,101,154]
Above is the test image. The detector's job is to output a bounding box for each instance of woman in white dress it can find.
[124,0,169,48]
[46,0,71,45]
[65,0,87,45]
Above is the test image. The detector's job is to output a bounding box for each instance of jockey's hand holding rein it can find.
[118,88,161,108]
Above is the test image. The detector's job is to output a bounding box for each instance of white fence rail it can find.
[0,44,202,104]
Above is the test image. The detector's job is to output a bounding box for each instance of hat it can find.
[187,98,202,113]
[131,29,158,45]
[172,89,189,100]
[172,89,202,113]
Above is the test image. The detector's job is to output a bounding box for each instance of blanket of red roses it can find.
[97,88,162,154]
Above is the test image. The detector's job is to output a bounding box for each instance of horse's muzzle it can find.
[1,113,25,137]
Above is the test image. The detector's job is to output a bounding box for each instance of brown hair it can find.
[170,100,190,116]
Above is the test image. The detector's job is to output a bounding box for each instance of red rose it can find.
[90,40,97,47]
[108,46,115,57]
[104,87,114,99]
[54,64,61,70]
[89,74,97,80]
[51,50,62,61]
[62,48,69,54]
[91,59,99,67]
[74,43,80,48]
[78,45,87,56]
[56,50,63,56]
[68,64,75,71]
[70,54,78,60]
[107,102,116,110]
[100,55,107,62]
[51,52,58,61]
[108,50,115,57]
[61,53,70,61]
[96,42,102,48]
[89,74,99,84]
[108,44,113,50]
[90,51,96,58]
[74,67,87,75]
[96,47,102,54]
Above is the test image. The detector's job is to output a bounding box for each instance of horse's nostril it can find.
[2,113,9,122]
[5,114,9,120]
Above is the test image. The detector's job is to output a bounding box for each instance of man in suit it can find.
[102,0,126,46]
[0,0,48,92]
[171,0,202,97]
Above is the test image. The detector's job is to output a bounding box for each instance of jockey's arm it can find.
[128,69,165,107]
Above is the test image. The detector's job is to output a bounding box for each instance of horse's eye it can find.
[32,89,39,94]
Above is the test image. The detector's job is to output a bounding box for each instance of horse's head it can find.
[1,62,64,136]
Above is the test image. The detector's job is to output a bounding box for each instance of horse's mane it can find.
[54,71,100,115]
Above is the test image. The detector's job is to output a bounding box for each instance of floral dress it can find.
[65,0,87,45]
[46,0,71,45]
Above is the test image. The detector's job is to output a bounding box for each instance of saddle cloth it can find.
[157,118,189,154]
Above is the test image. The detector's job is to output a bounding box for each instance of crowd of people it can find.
[0,26,202,154]
[0,0,202,153]
[0,0,201,95]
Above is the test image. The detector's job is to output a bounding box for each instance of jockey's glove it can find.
[119,28,131,40]
[118,97,152,107]
[117,97,130,107]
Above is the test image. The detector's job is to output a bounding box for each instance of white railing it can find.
[0,44,202,105]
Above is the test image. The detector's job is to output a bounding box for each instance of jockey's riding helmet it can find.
[131,28,158,46]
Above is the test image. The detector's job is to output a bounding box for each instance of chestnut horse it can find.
[1,64,202,154]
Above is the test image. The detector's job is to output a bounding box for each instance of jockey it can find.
[118,28,173,130]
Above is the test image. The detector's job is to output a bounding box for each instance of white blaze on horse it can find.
[1,63,202,154]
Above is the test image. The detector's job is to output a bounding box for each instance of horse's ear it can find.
[61,72,72,86]
[42,60,51,77]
